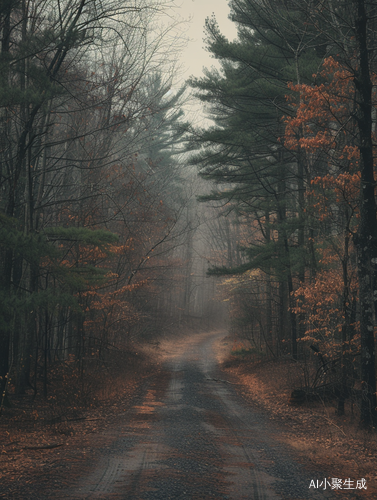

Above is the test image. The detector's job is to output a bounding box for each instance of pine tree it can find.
[187,0,322,357]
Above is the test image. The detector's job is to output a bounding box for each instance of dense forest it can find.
[187,0,377,429]
[0,0,223,412]
[1,0,377,435]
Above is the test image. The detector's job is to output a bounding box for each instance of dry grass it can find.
[221,346,377,499]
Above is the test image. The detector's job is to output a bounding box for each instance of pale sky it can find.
[174,0,238,82]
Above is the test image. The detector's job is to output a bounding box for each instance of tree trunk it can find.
[277,162,297,360]
[353,0,377,428]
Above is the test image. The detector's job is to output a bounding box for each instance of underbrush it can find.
[1,345,157,437]
[230,346,266,359]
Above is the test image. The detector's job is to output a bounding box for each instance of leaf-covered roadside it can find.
[0,347,162,499]
[221,349,377,499]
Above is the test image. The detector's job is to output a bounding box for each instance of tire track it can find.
[65,331,337,499]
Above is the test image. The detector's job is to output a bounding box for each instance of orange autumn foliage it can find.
[285,57,359,161]
[292,261,359,358]
[307,172,360,223]
[283,57,367,359]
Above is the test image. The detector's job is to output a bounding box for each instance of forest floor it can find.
[219,337,377,499]
[0,348,163,499]
[0,330,376,499]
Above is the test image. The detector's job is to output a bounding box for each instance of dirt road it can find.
[62,330,335,499]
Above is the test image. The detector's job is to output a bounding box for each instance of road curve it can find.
[66,330,335,499]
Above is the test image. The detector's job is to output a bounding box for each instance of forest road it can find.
[65,330,335,500]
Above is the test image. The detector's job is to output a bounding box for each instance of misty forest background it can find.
[1,0,377,430]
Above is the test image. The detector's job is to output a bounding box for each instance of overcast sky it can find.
[174,0,237,82]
